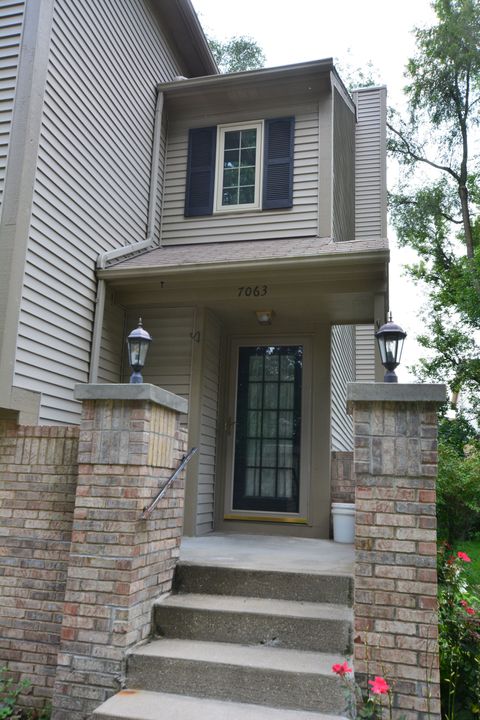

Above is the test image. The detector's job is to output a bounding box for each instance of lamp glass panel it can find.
[377,336,387,365]
[128,339,149,368]
[385,338,397,365]
[128,339,142,367]
[396,337,405,363]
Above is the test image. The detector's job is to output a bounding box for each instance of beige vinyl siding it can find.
[332,87,355,242]
[353,86,387,239]
[97,295,126,384]
[0,0,24,218]
[355,324,375,382]
[13,0,184,424]
[196,311,221,535]
[161,106,319,245]
[331,324,355,452]
[124,307,194,405]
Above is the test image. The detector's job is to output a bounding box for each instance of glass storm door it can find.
[233,345,303,513]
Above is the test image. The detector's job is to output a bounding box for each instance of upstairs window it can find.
[185,117,294,218]
[215,121,263,212]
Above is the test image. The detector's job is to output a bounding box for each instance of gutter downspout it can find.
[88,90,164,383]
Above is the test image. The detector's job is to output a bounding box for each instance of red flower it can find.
[457,551,471,562]
[460,600,468,607]
[466,607,476,616]
[332,661,352,676]
[368,676,390,694]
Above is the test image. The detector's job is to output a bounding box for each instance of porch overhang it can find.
[97,237,388,329]
[98,236,389,282]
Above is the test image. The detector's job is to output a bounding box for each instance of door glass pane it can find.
[233,345,303,513]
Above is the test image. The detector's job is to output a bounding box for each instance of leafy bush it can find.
[438,545,480,719]
[0,669,30,720]
[0,670,49,720]
[436,440,480,543]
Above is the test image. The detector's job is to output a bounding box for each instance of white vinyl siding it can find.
[13,0,183,424]
[355,324,375,382]
[0,0,24,218]
[353,86,387,239]
[161,106,319,245]
[196,312,221,535]
[331,324,355,452]
[332,87,355,242]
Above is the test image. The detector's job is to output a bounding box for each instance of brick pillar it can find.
[52,384,188,720]
[347,383,446,720]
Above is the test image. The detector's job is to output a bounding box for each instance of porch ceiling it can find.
[100,237,388,327]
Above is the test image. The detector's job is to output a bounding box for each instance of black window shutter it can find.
[185,126,217,217]
[263,117,294,210]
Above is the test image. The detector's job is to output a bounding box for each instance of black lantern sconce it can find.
[375,313,407,383]
[127,318,152,384]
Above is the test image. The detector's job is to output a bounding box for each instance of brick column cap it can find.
[74,383,188,414]
[346,382,446,414]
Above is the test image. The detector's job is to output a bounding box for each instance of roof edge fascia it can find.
[153,0,218,77]
[156,57,335,94]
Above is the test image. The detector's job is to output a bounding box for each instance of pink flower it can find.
[460,600,468,607]
[332,661,352,676]
[368,676,390,694]
[457,551,471,562]
[466,607,476,616]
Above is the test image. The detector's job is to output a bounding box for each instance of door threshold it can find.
[224,514,309,525]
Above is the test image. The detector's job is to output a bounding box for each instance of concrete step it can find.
[174,563,352,605]
[127,639,347,714]
[154,593,352,654]
[93,689,348,720]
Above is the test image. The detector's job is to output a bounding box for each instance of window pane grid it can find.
[221,128,257,207]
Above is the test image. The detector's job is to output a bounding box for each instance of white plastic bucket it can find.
[332,502,355,543]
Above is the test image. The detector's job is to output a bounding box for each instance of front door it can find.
[230,344,303,514]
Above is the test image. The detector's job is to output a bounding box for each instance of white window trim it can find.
[214,120,264,214]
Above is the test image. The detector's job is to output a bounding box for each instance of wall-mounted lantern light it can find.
[127,318,152,384]
[255,310,274,325]
[375,313,407,383]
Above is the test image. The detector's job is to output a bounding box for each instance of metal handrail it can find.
[141,446,198,519]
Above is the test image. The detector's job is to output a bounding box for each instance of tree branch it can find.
[387,122,461,182]
[393,196,463,225]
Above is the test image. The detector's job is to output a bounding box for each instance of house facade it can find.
[0,1,388,540]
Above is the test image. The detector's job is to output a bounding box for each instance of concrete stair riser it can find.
[154,603,351,654]
[174,564,352,605]
[126,654,345,714]
[93,689,349,720]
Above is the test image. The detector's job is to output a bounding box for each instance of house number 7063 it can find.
[237,285,268,297]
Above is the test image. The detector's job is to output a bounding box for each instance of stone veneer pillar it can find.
[52,384,188,720]
[347,383,446,720]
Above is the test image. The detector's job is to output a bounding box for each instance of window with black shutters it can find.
[184,117,294,217]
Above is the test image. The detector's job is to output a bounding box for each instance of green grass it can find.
[453,536,480,589]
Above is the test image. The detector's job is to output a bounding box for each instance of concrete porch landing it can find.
[179,533,354,576]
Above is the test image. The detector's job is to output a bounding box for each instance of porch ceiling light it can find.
[375,312,407,383]
[127,318,152,384]
[255,310,274,325]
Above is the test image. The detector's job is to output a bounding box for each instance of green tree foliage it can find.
[208,35,265,73]
[388,0,480,421]
[437,437,480,542]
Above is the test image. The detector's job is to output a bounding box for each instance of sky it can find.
[192,0,438,381]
